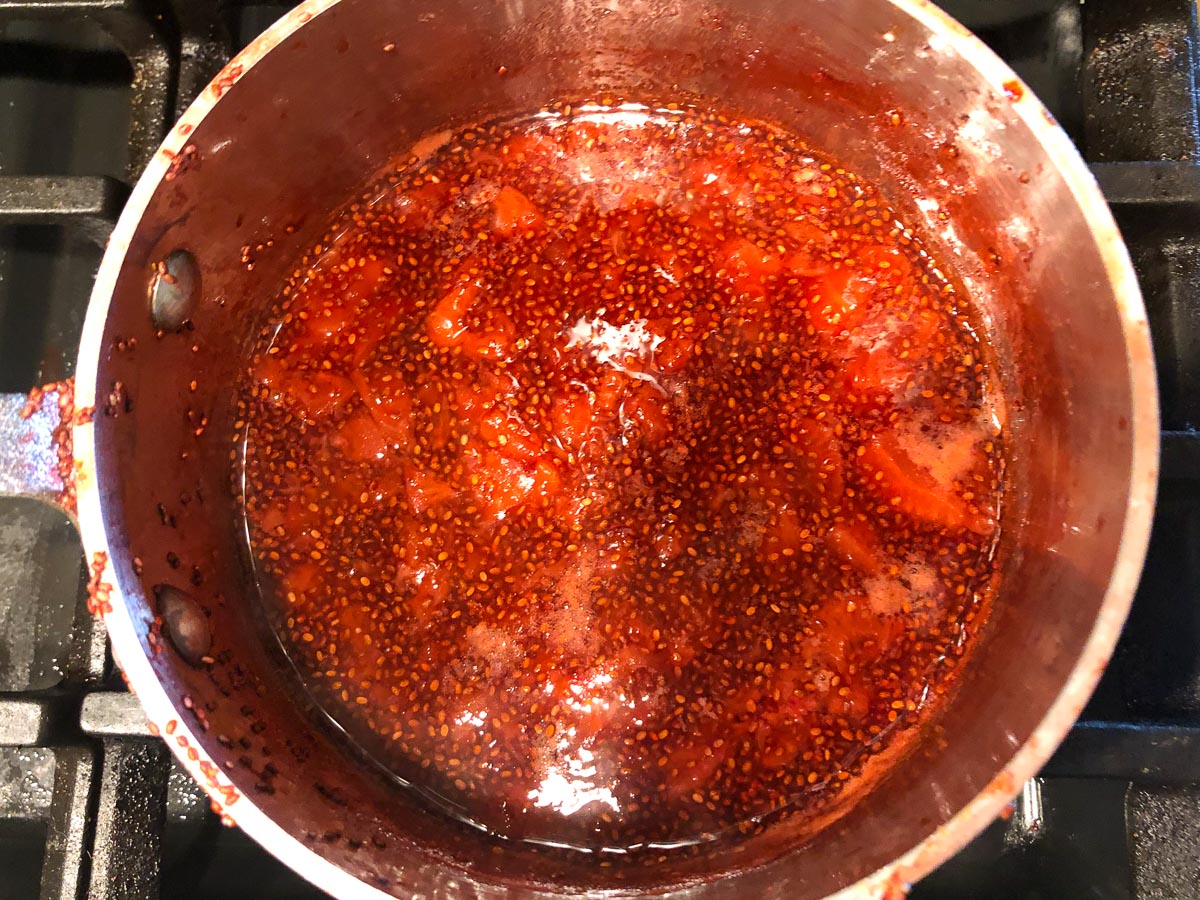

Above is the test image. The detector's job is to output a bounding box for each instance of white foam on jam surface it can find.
[894,416,990,490]
[863,558,946,618]
[565,316,664,368]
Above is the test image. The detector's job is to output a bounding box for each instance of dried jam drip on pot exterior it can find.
[235,102,1005,853]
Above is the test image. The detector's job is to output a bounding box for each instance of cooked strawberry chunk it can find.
[807,266,872,335]
[334,410,394,463]
[351,370,412,439]
[826,521,884,576]
[427,279,480,347]
[723,236,782,295]
[493,186,545,235]
[859,432,992,534]
[405,464,455,514]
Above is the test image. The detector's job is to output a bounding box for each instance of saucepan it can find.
[0,0,1158,896]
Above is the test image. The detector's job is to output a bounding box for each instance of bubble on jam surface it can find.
[233,99,1007,855]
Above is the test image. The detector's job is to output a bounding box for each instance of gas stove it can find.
[0,1,1197,897]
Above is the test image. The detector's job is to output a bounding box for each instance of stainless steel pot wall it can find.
[58,0,1157,897]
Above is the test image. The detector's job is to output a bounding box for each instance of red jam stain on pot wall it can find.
[20,378,92,516]
[86,551,113,617]
[234,102,1006,854]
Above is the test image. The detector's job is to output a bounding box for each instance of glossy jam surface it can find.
[237,103,1004,853]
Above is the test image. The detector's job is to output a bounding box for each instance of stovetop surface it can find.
[1,1,1199,898]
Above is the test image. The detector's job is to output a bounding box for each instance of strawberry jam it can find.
[236,101,1005,853]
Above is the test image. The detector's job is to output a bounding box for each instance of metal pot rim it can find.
[71,0,1160,896]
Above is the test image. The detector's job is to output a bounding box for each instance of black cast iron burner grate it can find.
[0,1,1198,898]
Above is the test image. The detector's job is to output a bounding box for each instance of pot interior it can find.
[88,0,1141,895]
